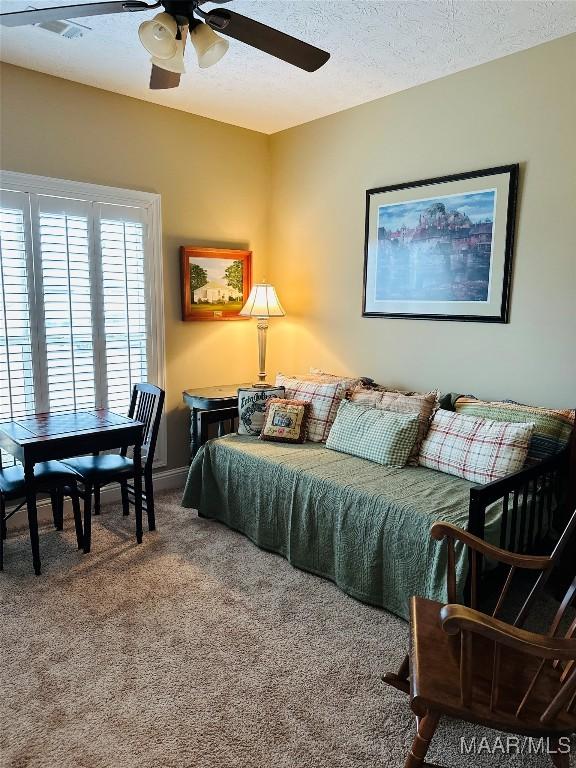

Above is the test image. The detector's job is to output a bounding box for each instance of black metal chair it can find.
[0,458,83,572]
[62,383,165,552]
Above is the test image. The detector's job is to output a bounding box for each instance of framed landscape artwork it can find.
[362,165,519,322]
[180,246,252,321]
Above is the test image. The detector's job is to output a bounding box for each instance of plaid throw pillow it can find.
[349,385,438,466]
[278,371,361,398]
[307,369,362,390]
[418,410,534,484]
[275,374,348,442]
[454,397,575,464]
[326,400,419,466]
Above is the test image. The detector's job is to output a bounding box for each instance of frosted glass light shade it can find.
[190,22,229,68]
[138,12,178,59]
[240,284,285,318]
[150,38,186,74]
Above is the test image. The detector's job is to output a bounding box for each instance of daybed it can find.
[181,422,573,620]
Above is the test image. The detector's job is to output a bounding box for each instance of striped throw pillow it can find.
[454,397,574,464]
[419,409,534,484]
[326,400,419,466]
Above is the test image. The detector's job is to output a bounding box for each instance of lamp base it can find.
[251,382,271,388]
[256,318,269,390]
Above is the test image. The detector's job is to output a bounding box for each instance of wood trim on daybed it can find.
[462,419,576,601]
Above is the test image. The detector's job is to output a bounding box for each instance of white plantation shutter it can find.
[99,204,147,414]
[35,196,95,412]
[0,192,35,465]
[0,192,35,418]
[0,172,165,466]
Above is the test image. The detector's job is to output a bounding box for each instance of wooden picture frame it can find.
[180,246,252,321]
[362,164,519,323]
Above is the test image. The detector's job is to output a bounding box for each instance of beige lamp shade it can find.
[138,12,178,59]
[241,283,285,384]
[190,22,229,68]
[240,283,286,318]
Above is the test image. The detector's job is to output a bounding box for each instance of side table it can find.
[183,383,251,459]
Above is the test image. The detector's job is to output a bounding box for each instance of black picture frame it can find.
[362,164,519,323]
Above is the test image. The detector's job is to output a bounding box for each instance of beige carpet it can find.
[0,490,572,768]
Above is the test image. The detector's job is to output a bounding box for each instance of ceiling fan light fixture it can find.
[190,22,229,69]
[138,12,178,60]
[150,44,186,74]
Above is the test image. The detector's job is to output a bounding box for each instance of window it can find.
[0,172,165,465]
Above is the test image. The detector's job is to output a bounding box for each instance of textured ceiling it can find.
[1,0,575,133]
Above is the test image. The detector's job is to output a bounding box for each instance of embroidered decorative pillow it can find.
[326,400,420,466]
[349,385,439,465]
[454,396,575,464]
[275,374,348,442]
[418,409,534,484]
[237,386,285,436]
[260,398,310,444]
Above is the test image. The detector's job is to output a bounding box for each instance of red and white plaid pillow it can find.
[306,369,362,391]
[418,409,534,484]
[275,374,347,442]
[277,370,361,392]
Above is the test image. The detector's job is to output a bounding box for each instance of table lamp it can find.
[239,283,285,386]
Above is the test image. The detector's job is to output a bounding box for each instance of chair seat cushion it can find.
[0,460,78,498]
[62,454,134,481]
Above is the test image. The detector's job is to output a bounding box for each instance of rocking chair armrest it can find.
[430,522,552,570]
[441,604,576,661]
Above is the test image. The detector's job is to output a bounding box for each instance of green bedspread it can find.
[182,435,502,619]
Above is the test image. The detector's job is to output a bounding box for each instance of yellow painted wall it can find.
[0,63,270,468]
[268,34,576,409]
[2,35,575,472]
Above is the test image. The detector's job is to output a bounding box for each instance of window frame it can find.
[0,170,166,467]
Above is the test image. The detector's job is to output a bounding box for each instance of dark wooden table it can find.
[0,409,144,575]
[183,383,251,459]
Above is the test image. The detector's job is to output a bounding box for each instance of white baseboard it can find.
[8,465,189,531]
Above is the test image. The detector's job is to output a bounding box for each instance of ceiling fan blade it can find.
[0,1,156,27]
[204,9,330,72]
[149,64,181,89]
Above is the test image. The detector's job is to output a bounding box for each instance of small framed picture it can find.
[180,246,252,321]
[362,165,519,322]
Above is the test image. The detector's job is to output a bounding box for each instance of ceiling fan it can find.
[0,1,330,89]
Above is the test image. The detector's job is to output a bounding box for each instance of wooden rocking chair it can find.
[383,510,576,768]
